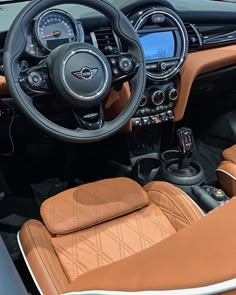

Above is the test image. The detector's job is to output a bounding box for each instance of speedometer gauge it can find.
[35,9,82,52]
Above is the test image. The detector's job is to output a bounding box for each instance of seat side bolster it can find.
[217,161,236,197]
[19,220,69,295]
[64,198,236,293]
[144,182,204,231]
[223,145,236,164]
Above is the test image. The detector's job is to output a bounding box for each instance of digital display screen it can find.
[139,31,175,61]
[46,38,69,50]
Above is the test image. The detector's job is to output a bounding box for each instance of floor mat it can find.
[194,139,228,185]
[0,195,40,260]
[31,178,69,206]
[0,195,41,294]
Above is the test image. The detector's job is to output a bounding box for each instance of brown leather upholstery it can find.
[19,178,204,295]
[65,198,236,294]
[217,146,236,197]
[0,76,8,94]
[41,178,149,235]
[175,45,236,122]
[223,145,236,164]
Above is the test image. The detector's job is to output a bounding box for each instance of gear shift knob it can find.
[176,127,195,169]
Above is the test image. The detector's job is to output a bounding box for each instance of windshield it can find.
[0,1,122,31]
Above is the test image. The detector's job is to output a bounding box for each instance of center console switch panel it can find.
[132,82,178,128]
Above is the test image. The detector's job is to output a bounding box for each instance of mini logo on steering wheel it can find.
[72,67,98,81]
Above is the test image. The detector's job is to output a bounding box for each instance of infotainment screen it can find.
[139,31,175,61]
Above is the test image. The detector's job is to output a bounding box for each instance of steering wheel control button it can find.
[109,58,117,65]
[27,72,43,88]
[118,57,133,74]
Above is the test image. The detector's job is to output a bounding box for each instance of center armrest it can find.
[65,198,236,294]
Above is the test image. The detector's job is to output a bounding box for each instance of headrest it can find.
[41,178,149,235]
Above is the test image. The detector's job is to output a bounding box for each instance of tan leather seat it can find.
[18,178,204,295]
[217,145,236,197]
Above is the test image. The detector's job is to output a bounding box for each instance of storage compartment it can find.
[131,157,161,185]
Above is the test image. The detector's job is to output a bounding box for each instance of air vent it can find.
[185,24,202,52]
[93,28,119,54]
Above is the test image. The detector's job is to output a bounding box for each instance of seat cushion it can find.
[19,179,204,295]
[51,203,176,282]
[41,178,149,235]
[223,145,236,164]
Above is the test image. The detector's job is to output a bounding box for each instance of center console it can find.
[130,7,188,128]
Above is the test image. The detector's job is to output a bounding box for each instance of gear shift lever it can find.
[176,127,195,169]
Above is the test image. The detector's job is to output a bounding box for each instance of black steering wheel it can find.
[4,0,146,143]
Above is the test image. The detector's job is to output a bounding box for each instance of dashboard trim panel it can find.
[175,44,236,122]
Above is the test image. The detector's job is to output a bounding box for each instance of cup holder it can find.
[131,157,161,185]
[161,150,179,163]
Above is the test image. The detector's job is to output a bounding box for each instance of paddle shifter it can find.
[176,127,195,169]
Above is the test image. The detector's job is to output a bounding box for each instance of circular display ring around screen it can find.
[134,7,188,81]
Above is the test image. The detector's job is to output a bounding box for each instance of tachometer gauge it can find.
[35,9,82,52]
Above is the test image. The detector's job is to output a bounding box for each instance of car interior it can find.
[0,0,236,294]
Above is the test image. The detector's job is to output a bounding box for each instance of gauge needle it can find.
[42,31,61,39]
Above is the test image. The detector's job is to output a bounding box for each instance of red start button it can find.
[151,14,165,24]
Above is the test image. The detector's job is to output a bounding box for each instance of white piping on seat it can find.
[216,169,236,180]
[174,187,205,216]
[62,279,236,295]
[17,231,43,295]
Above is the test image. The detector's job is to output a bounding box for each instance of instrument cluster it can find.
[25,9,84,58]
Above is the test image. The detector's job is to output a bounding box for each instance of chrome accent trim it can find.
[185,23,203,51]
[139,95,148,107]
[91,28,122,52]
[34,9,81,53]
[90,32,98,48]
[62,48,109,101]
[134,9,187,81]
[17,232,43,295]
[168,88,178,101]
[151,90,165,106]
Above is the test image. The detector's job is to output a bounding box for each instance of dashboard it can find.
[1,0,236,131]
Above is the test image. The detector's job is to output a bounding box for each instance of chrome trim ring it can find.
[134,8,188,81]
[168,88,178,101]
[61,48,109,101]
[34,9,82,53]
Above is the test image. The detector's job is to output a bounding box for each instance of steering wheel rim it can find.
[4,0,146,143]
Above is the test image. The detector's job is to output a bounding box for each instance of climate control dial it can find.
[166,87,178,101]
[140,95,148,107]
[150,89,165,106]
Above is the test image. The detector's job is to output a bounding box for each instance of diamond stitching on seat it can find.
[41,178,149,235]
[52,204,176,282]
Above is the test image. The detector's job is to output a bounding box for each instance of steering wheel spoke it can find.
[4,0,145,143]
[73,104,105,131]
[107,53,140,85]
[19,61,52,96]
